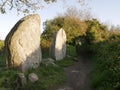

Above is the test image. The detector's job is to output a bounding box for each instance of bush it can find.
[91,33,120,90]
[0,40,4,54]
[41,37,51,58]
[0,40,5,67]
[66,44,77,57]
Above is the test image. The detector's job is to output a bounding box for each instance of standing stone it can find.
[50,28,66,60]
[5,14,41,72]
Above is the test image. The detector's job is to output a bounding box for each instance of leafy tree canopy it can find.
[0,0,86,14]
[42,15,86,44]
[42,6,93,44]
[85,19,108,44]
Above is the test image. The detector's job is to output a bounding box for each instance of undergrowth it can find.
[91,33,120,90]
[25,64,66,90]
[0,43,77,90]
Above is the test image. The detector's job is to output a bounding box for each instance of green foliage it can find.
[41,37,51,58]
[63,16,86,44]
[91,33,120,90]
[0,54,5,67]
[43,16,86,44]
[0,0,57,14]
[0,40,4,53]
[0,0,87,14]
[25,63,65,90]
[85,19,108,44]
[42,17,64,41]
[0,68,19,89]
[0,41,5,67]
[0,64,65,90]
[56,57,74,67]
[0,43,77,90]
[0,56,66,90]
[77,19,109,54]
[66,44,77,57]
[55,44,76,67]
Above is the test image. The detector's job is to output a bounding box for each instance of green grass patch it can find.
[0,41,4,52]
[56,57,74,67]
[25,63,66,90]
[42,50,49,58]
[0,62,66,90]
[66,44,77,57]
[0,43,76,90]
[0,68,19,89]
[0,54,6,67]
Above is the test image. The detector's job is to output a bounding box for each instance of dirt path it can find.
[53,55,92,90]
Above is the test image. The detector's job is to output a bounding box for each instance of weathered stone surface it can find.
[42,58,57,66]
[5,14,41,72]
[28,73,39,83]
[49,28,66,60]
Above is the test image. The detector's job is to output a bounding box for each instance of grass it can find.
[0,68,19,89]
[0,43,77,90]
[66,44,77,57]
[0,54,5,67]
[56,57,74,67]
[25,63,66,90]
[0,41,4,52]
[0,54,66,90]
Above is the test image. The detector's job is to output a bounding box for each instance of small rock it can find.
[66,55,72,58]
[28,73,39,83]
[42,58,57,67]
[73,58,79,62]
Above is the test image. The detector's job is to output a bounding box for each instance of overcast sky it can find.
[0,0,120,40]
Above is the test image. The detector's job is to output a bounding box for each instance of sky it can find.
[0,0,120,40]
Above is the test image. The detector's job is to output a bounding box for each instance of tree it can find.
[42,15,86,44]
[42,5,94,44]
[0,0,54,13]
[85,19,108,44]
[0,0,86,14]
[42,16,64,40]
[41,16,64,51]
[63,16,86,44]
[65,6,93,21]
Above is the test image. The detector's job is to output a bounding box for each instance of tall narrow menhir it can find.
[50,28,66,60]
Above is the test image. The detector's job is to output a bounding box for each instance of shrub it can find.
[41,37,51,58]
[91,33,120,90]
[0,40,4,53]
[66,44,77,57]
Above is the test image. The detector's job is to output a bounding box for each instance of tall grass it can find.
[0,40,4,53]
[66,44,77,57]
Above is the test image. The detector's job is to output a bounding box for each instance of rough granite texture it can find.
[5,14,41,72]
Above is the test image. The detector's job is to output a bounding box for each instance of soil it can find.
[53,54,92,90]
